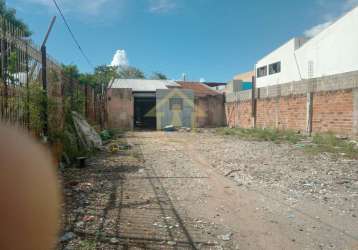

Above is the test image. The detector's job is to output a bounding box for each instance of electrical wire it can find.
[52,0,94,69]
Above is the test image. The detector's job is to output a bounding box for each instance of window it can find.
[269,61,281,75]
[170,98,183,111]
[257,66,267,78]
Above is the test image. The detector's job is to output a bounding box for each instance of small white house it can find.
[256,6,358,88]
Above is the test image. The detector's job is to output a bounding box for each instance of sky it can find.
[9,0,358,82]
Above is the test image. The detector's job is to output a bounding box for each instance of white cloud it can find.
[199,78,205,83]
[110,49,129,67]
[304,21,333,38]
[149,0,176,13]
[304,0,358,38]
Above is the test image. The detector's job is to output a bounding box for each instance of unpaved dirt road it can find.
[133,131,358,250]
[60,131,358,250]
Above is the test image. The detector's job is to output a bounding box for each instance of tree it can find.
[150,72,168,80]
[79,73,96,87]
[62,64,80,80]
[93,65,119,88]
[117,66,145,79]
[0,0,31,37]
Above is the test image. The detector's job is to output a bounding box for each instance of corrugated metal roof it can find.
[109,79,180,92]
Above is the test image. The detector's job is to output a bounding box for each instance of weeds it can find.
[305,133,358,159]
[216,127,358,159]
[100,128,126,141]
[78,239,96,250]
[216,127,303,144]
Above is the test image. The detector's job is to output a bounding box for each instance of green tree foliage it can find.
[62,64,85,114]
[0,0,31,36]
[7,51,18,83]
[93,65,119,88]
[62,64,80,80]
[79,73,96,87]
[150,72,168,80]
[117,66,145,79]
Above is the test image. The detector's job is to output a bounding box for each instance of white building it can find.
[256,6,358,88]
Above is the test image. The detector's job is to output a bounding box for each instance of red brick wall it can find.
[312,90,353,135]
[238,101,252,128]
[278,95,307,131]
[225,101,252,128]
[255,96,307,131]
[226,89,355,135]
[256,98,278,129]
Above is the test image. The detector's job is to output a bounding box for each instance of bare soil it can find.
[59,131,358,250]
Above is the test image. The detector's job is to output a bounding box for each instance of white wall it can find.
[256,38,305,88]
[255,7,358,87]
[296,7,358,79]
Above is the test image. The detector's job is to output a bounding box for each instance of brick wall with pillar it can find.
[226,70,358,136]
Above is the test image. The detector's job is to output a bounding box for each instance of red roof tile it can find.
[176,82,222,97]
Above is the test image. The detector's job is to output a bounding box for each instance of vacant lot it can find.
[60,131,358,250]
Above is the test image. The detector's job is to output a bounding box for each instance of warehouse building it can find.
[106,79,225,130]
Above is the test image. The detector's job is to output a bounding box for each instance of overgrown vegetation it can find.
[216,127,358,159]
[305,133,358,159]
[1,0,169,164]
[0,0,31,36]
[27,83,46,133]
[78,239,96,250]
[100,128,126,142]
[216,127,304,144]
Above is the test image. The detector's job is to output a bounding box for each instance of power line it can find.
[51,0,94,69]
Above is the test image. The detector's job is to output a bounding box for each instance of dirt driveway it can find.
[60,131,358,250]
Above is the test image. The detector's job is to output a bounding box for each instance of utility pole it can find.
[41,16,56,139]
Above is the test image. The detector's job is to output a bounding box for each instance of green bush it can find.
[100,130,112,141]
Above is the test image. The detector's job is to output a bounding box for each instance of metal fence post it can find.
[25,42,30,130]
[41,45,48,137]
[40,16,56,139]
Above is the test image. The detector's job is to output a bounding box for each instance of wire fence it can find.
[0,15,105,139]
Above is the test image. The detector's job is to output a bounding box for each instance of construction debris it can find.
[72,111,102,151]
[163,125,176,132]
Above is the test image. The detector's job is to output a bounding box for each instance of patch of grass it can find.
[216,127,303,144]
[305,133,358,159]
[79,239,96,250]
[217,128,358,159]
